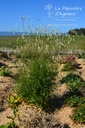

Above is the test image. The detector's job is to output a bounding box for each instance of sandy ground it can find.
[0,57,85,128]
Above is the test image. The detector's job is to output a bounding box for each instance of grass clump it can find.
[16,35,57,62]
[16,58,56,111]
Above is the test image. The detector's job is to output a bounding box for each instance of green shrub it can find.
[16,58,55,111]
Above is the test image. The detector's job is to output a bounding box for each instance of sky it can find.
[0,0,85,33]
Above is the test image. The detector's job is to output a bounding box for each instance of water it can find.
[0,31,67,36]
[0,31,23,36]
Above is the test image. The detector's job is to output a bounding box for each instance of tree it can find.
[68,28,85,36]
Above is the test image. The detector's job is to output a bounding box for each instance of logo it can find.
[45,4,54,18]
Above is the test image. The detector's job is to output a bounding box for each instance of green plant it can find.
[63,74,85,124]
[61,55,79,71]
[60,73,85,92]
[16,34,57,63]
[8,95,22,118]
[72,105,85,123]
[0,125,9,128]
[0,36,18,49]
[0,125,8,128]
[65,95,80,107]
[0,66,11,76]
[16,58,56,111]
[2,95,22,128]
[0,123,18,128]
[65,94,85,123]
[61,62,76,71]
[60,73,84,85]
[67,79,85,91]
[77,52,85,59]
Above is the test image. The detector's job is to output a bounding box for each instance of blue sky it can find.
[0,0,85,32]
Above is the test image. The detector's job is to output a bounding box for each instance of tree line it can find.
[68,28,85,36]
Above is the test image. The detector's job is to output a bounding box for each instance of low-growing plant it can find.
[65,96,85,123]
[64,94,85,123]
[67,79,85,91]
[60,73,85,92]
[0,123,18,128]
[61,55,79,71]
[61,72,85,123]
[72,105,85,123]
[60,73,84,84]
[0,66,11,76]
[65,95,81,107]
[77,52,85,59]
[0,95,21,128]
[61,55,76,64]
[7,95,22,118]
[61,62,76,71]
